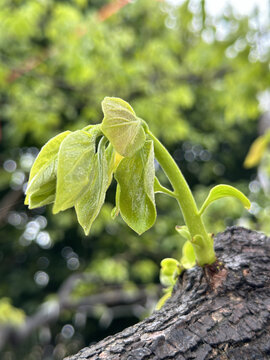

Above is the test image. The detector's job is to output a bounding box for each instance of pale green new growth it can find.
[244,130,270,168]
[175,225,192,241]
[75,138,115,235]
[25,96,251,309]
[154,177,175,198]
[160,258,181,287]
[156,243,195,310]
[53,128,101,214]
[115,140,156,235]
[199,184,251,215]
[155,290,173,311]
[181,241,196,269]
[25,131,71,208]
[101,97,146,157]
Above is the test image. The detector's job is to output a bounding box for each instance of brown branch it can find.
[98,0,131,22]
[64,227,270,360]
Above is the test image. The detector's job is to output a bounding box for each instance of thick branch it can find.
[65,227,270,360]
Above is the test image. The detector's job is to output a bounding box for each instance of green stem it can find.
[147,130,216,266]
[154,177,176,198]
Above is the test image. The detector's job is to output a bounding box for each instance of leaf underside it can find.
[53,128,100,214]
[25,131,71,208]
[115,140,156,235]
[75,137,115,235]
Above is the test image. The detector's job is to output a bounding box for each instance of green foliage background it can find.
[0,0,269,359]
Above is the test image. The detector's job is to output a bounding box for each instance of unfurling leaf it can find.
[199,184,251,215]
[160,257,180,275]
[111,184,120,220]
[75,137,115,235]
[160,258,181,287]
[28,181,56,209]
[113,152,124,172]
[244,134,269,168]
[101,97,146,157]
[53,128,101,214]
[181,241,196,269]
[114,140,156,235]
[25,131,71,208]
[175,225,192,241]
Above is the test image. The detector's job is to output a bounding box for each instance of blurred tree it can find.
[0,0,269,359]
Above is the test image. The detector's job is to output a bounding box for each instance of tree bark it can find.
[65,226,270,360]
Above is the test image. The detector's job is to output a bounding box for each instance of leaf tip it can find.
[111,206,119,220]
[83,227,90,236]
[245,203,251,211]
[52,204,60,215]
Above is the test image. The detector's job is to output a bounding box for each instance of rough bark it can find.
[65,226,270,360]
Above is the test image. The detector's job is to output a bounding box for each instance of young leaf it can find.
[175,225,192,241]
[105,143,116,189]
[181,241,196,269]
[156,287,173,310]
[28,180,55,208]
[113,152,124,172]
[114,140,156,235]
[199,184,251,215]
[75,137,115,235]
[25,131,71,208]
[101,97,146,157]
[244,135,269,168]
[111,184,120,220]
[160,258,182,286]
[53,128,101,214]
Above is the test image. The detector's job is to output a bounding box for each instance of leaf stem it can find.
[154,177,176,198]
[147,130,216,266]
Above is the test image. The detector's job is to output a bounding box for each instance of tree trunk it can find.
[65,226,270,360]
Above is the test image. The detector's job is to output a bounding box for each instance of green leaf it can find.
[29,181,55,208]
[114,140,156,235]
[53,127,101,214]
[199,184,251,215]
[157,258,183,309]
[25,131,71,208]
[244,134,268,168]
[160,258,181,287]
[75,137,115,235]
[181,241,196,269]
[111,184,120,220]
[156,287,173,310]
[175,225,192,241]
[101,97,146,157]
[106,143,116,188]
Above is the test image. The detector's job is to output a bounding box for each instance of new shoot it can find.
[25,97,251,308]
